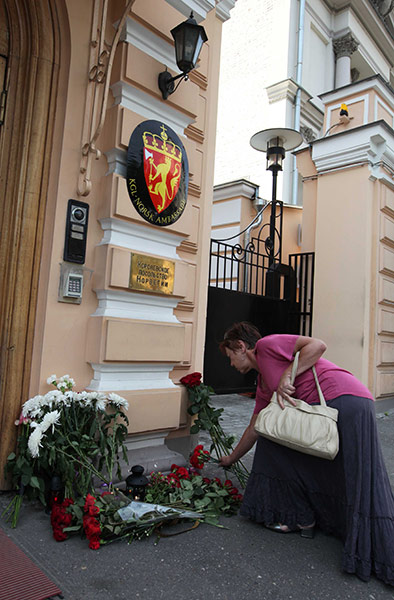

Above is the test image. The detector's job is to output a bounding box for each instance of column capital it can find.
[332,32,359,59]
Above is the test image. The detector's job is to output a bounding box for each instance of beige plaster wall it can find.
[31,0,226,448]
[312,166,374,383]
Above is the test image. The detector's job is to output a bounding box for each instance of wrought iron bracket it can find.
[77,0,135,196]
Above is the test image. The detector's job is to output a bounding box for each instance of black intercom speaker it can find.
[63,199,89,264]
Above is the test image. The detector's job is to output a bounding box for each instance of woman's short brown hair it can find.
[219,321,261,354]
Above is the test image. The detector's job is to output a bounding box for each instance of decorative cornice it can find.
[320,74,394,105]
[88,362,178,391]
[121,16,178,72]
[266,79,299,104]
[332,32,359,59]
[110,81,194,137]
[311,121,394,181]
[213,179,259,202]
[215,0,236,22]
[91,289,180,322]
[300,126,316,143]
[99,217,187,259]
[105,147,127,177]
[164,0,215,23]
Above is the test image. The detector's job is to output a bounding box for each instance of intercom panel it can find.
[63,199,89,264]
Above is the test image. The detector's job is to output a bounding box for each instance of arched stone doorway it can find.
[0,0,68,487]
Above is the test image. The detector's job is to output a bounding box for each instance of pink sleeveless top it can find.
[253,334,373,414]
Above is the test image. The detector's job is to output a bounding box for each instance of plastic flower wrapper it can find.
[117,500,202,523]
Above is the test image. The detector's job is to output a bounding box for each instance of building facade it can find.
[212,0,394,404]
[0,0,235,488]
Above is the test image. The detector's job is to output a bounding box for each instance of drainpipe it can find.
[291,0,305,205]
[243,187,266,291]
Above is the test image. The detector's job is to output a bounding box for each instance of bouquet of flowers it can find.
[180,372,250,487]
[2,374,129,527]
[49,447,243,549]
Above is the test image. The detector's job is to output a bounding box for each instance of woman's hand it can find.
[219,454,234,468]
[276,369,297,409]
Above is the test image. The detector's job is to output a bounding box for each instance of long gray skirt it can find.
[240,395,394,586]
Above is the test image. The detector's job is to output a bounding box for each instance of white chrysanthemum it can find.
[47,374,57,385]
[107,392,129,410]
[22,395,45,417]
[28,427,44,458]
[76,391,93,407]
[40,410,61,433]
[59,374,75,388]
[42,390,64,410]
[95,394,108,412]
[30,407,44,419]
[63,390,76,405]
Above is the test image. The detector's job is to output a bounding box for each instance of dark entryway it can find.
[203,201,315,394]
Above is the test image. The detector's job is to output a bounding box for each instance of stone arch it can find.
[0,0,69,487]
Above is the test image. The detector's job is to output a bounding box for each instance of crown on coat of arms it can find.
[142,125,182,163]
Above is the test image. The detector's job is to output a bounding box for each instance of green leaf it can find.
[29,476,41,489]
[190,424,200,434]
[7,452,16,461]
[63,525,81,533]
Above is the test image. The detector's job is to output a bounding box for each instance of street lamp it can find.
[158,12,208,100]
[250,128,302,266]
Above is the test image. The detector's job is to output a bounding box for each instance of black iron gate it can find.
[203,201,315,393]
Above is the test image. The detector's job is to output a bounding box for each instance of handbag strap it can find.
[291,351,327,407]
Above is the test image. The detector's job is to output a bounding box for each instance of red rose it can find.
[180,372,202,387]
[203,477,211,484]
[214,477,222,486]
[224,479,233,487]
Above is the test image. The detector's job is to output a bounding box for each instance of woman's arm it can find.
[219,413,258,467]
[276,336,327,408]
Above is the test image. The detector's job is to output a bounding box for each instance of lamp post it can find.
[158,12,208,100]
[250,128,302,268]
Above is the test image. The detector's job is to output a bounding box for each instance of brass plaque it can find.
[129,253,175,295]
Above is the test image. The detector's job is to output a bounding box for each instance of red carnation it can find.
[83,494,101,550]
[180,372,202,388]
[50,497,74,542]
[167,473,181,488]
[89,538,100,550]
[173,466,190,479]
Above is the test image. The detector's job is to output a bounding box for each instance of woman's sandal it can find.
[265,522,315,538]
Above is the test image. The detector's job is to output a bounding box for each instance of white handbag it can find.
[254,352,339,460]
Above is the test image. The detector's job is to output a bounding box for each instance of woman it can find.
[219,322,394,587]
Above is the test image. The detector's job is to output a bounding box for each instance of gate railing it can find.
[288,251,315,336]
[209,201,315,335]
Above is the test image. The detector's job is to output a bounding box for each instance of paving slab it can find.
[0,395,393,600]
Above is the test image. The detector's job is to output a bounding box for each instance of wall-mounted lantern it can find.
[158,12,208,100]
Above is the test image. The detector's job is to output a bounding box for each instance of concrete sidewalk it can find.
[0,395,394,600]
